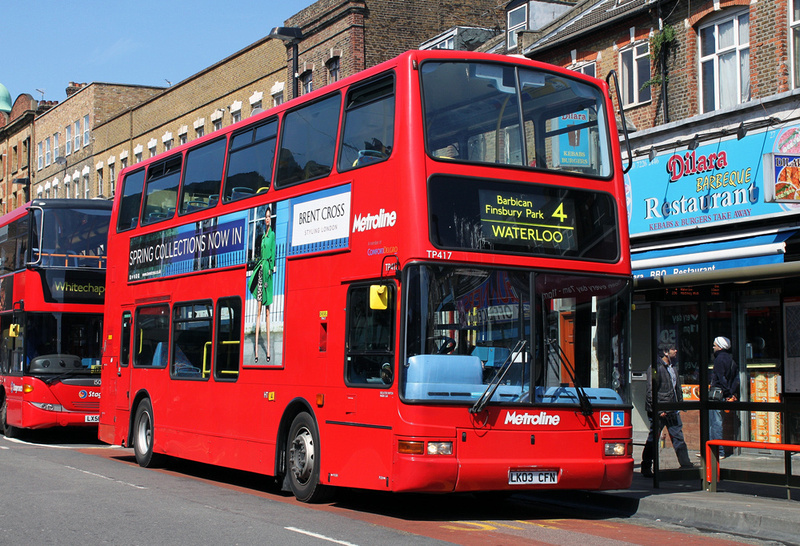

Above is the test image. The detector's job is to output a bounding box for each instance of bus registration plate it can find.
[508,470,558,485]
[85,415,99,423]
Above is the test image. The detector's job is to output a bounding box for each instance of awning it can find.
[632,231,796,288]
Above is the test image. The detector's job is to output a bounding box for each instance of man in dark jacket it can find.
[710,336,739,458]
[641,343,694,477]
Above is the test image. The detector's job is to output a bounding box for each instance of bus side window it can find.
[223,120,277,202]
[338,73,395,172]
[171,301,212,380]
[120,312,132,367]
[142,155,182,225]
[214,297,241,380]
[134,304,170,368]
[117,169,145,232]
[344,284,395,386]
[180,138,226,214]
[275,94,341,187]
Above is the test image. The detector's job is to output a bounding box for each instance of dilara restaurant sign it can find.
[626,124,800,237]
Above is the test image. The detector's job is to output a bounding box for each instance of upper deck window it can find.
[338,74,395,172]
[142,155,182,225]
[31,206,110,268]
[275,94,341,187]
[223,119,277,202]
[118,169,145,232]
[180,137,226,214]
[420,61,612,178]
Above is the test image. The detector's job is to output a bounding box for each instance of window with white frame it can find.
[109,163,116,196]
[573,62,597,78]
[74,121,80,151]
[37,141,43,170]
[699,9,750,113]
[52,180,59,198]
[65,175,71,198]
[507,4,527,49]
[53,133,60,161]
[179,134,187,146]
[65,125,72,155]
[84,172,90,199]
[83,114,90,146]
[97,167,103,196]
[620,41,651,107]
[74,178,79,199]
[793,0,800,88]
[45,137,51,167]
[301,71,313,95]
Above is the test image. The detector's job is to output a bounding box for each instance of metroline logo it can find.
[352,209,396,232]
[504,411,561,426]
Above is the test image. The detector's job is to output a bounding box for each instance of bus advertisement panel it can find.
[99,50,632,502]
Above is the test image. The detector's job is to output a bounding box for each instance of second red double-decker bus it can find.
[99,50,632,501]
[1,199,111,437]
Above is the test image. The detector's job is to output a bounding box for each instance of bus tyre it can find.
[287,412,330,503]
[133,399,159,467]
[1,399,18,438]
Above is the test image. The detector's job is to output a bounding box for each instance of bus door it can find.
[334,282,397,489]
[2,313,25,427]
[114,310,134,415]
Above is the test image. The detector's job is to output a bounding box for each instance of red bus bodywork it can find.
[1,200,109,436]
[99,50,633,500]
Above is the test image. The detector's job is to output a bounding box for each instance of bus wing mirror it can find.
[9,324,20,337]
[369,285,388,310]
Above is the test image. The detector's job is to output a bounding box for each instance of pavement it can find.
[529,448,800,545]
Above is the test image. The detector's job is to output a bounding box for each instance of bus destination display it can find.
[479,189,576,251]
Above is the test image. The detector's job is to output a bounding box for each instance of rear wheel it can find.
[1,398,18,438]
[133,398,159,467]
[287,412,330,503]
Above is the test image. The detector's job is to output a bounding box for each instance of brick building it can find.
[0,91,52,212]
[494,0,800,470]
[67,0,502,205]
[34,83,163,204]
[282,0,504,100]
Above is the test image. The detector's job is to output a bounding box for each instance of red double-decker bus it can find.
[99,50,633,501]
[0,199,111,437]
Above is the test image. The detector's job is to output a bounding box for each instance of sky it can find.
[2,0,313,103]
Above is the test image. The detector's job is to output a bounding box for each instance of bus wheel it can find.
[133,399,159,467]
[287,412,330,503]
[1,399,18,438]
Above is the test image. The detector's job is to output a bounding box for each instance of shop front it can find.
[625,94,800,485]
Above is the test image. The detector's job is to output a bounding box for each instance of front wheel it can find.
[1,398,18,438]
[133,399,160,467]
[286,412,331,503]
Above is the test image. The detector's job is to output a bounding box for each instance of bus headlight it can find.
[427,441,453,455]
[604,442,626,456]
[30,402,64,412]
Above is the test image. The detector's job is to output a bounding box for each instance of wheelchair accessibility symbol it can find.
[600,411,624,427]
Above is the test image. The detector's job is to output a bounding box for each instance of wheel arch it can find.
[127,388,152,448]
[274,397,318,481]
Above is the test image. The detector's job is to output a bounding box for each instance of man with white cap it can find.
[710,336,739,458]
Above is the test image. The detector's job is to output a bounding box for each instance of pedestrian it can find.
[710,336,739,458]
[641,342,694,477]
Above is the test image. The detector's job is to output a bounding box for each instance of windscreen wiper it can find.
[546,338,593,416]
[470,339,527,414]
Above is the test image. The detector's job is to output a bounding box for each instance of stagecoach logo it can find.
[78,390,100,399]
[10,383,22,393]
[504,411,561,426]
